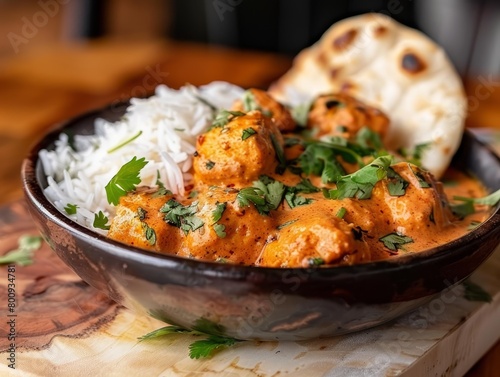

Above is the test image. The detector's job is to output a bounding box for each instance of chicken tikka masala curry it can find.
[108,89,490,268]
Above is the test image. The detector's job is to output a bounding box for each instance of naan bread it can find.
[269,13,466,178]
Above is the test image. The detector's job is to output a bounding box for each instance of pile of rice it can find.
[40,82,244,233]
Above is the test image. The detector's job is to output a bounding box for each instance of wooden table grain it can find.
[0,39,498,376]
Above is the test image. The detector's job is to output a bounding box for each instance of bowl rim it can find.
[21,104,500,282]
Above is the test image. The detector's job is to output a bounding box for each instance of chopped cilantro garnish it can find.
[285,191,313,209]
[137,207,147,220]
[242,90,259,111]
[237,177,285,215]
[152,170,172,198]
[107,130,143,154]
[467,221,481,231]
[335,207,347,219]
[142,223,157,245]
[356,127,383,151]
[299,143,346,183]
[210,110,245,129]
[277,219,298,230]
[270,134,286,174]
[454,188,500,207]
[212,202,227,238]
[64,203,78,215]
[241,128,257,140]
[160,199,204,234]
[450,188,500,219]
[386,167,409,197]
[379,232,413,252]
[93,211,110,230]
[206,160,216,170]
[105,156,148,205]
[399,143,430,167]
[408,164,430,188]
[291,102,312,127]
[188,190,199,199]
[325,155,393,200]
[213,224,227,238]
[307,257,325,267]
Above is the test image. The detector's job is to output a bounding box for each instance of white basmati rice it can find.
[40,81,244,233]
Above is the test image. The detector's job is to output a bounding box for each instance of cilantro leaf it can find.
[325,155,393,200]
[212,202,227,238]
[299,143,346,183]
[408,164,430,188]
[453,188,500,207]
[242,90,259,111]
[467,221,481,231]
[294,178,320,193]
[399,143,430,167]
[241,128,257,140]
[205,160,215,170]
[213,224,227,238]
[285,191,313,209]
[105,156,148,205]
[356,127,383,151]
[142,223,157,245]
[160,199,204,234]
[450,201,475,219]
[336,207,347,219]
[212,202,226,223]
[237,177,286,215]
[107,130,143,153]
[64,203,78,215]
[138,325,191,341]
[93,211,110,230]
[152,170,172,198]
[270,134,286,174]
[189,336,238,359]
[210,110,245,129]
[386,167,409,197]
[462,279,492,302]
[307,257,325,267]
[277,219,298,230]
[449,187,500,219]
[379,232,413,252]
[291,102,312,127]
[0,235,42,266]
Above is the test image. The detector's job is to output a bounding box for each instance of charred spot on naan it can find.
[401,51,427,75]
[333,29,358,51]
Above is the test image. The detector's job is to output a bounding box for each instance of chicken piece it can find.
[373,162,452,233]
[232,88,296,132]
[108,187,183,252]
[193,111,284,188]
[308,93,389,139]
[260,213,370,268]
[180,188,278,264]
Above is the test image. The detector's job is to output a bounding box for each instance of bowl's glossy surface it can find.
[22,105,500,340]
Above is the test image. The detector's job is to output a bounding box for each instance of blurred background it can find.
[0,0,499,205]
[2,0,500,74]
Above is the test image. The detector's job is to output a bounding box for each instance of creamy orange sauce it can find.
[108,90,490,268]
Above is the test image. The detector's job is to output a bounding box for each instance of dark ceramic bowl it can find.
[22,104,500,341]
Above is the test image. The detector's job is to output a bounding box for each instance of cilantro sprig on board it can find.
[139,318,241,359]
[105,156,148,205]
[0,235,43,266]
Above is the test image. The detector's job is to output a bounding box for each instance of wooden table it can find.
[0,39,499,376]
